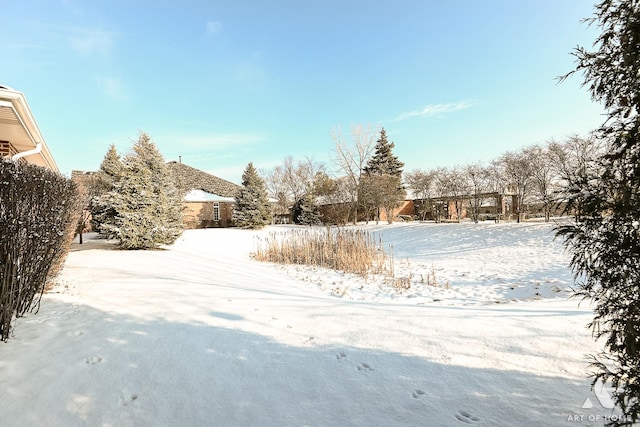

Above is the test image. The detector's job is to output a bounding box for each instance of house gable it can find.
[167,162,242,229]
[167,161,241,198]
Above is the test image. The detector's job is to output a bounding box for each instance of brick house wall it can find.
[379,200,415,222]
[167,162,241,229]
[182,201,234,229]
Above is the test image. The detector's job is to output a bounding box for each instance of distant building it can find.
[0,85,58,171]
[166,161,241,229]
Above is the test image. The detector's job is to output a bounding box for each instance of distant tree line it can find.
[263,127,407,226]
[407,134,605,223]
[261,125,603,225]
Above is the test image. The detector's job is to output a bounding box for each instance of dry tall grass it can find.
[252,227,393,278]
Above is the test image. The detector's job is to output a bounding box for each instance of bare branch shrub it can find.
[0,161,79,341]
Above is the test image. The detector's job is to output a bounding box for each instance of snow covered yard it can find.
[0,222,620,426]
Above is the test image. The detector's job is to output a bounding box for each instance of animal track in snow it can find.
[412,389,425,398]
[118,392,138,406]
[454,410,480,424]
[356,362,374,373]
[336,352,374,372]
[85,355,103,365]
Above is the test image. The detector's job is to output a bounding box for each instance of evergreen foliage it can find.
[361,128,406,223]
[99,133,183,249]
[362,128,404,177]
[293,193,322,226]
[233,162,273,229]
[556,2,640,424]
[90,144,123,237]
[0,161,80,340]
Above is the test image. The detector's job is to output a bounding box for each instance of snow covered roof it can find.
[183,189,235,203]
[167,161,241,197]
[0,85,58,172]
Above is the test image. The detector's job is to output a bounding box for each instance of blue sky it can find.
[3,1,605,183]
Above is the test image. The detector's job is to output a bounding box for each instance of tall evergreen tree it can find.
[91,144,124,237]
[100,144,124,179]
[556,2,640,425]
[100,133,183,249]
[363,128,404,177]
[233,162,273,229]
[361,128,406,223]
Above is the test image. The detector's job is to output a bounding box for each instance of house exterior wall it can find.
[379,200,415,222]
[182,201,234,228]
[415,192,510,221]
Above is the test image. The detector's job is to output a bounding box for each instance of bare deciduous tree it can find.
[261,156,325,223]
[463,163,490,223]
[547,133,606,220]
[497,150,535,223]
[72,173,105,244]
[443,167,467,222]
[431,167,450,222]
[405,169,435,221]
[262,165,289,222]
[526,144,556,222]
[330,124,377,224]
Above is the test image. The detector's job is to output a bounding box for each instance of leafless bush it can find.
[0,161,79,340]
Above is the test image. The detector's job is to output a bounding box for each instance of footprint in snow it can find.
[455,410,480,424]
[336,353,374,372]
[85,355,103,365]
[412,389,426,398]
[118,392,138,407]
[357,362,374,373]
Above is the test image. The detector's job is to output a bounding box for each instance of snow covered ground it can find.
[0,221,622,426]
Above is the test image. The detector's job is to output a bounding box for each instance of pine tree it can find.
[100,133,183,249]
[91,144,124,237]
[135,133,184,245]
[363,128,404,177]
[100,144,124,179]
[556,2,640,425]
[361,128,406,223]
[233,162,273,229]
[293,193,322,226]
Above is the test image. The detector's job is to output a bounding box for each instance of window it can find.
[213,202,220,221]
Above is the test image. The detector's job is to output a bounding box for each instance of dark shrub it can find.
[0,161,79,340]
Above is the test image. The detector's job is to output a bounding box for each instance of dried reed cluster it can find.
[252,228,393,278]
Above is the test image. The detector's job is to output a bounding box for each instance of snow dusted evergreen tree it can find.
[363,128,404,177]
[100,133,183,249]
[293,193,321,226]
[91,144,123,237]
[233,162,272,229]
[556,2,640,425]
[361,128,405,223]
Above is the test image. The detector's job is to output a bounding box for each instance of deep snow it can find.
[0,221,622,426]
